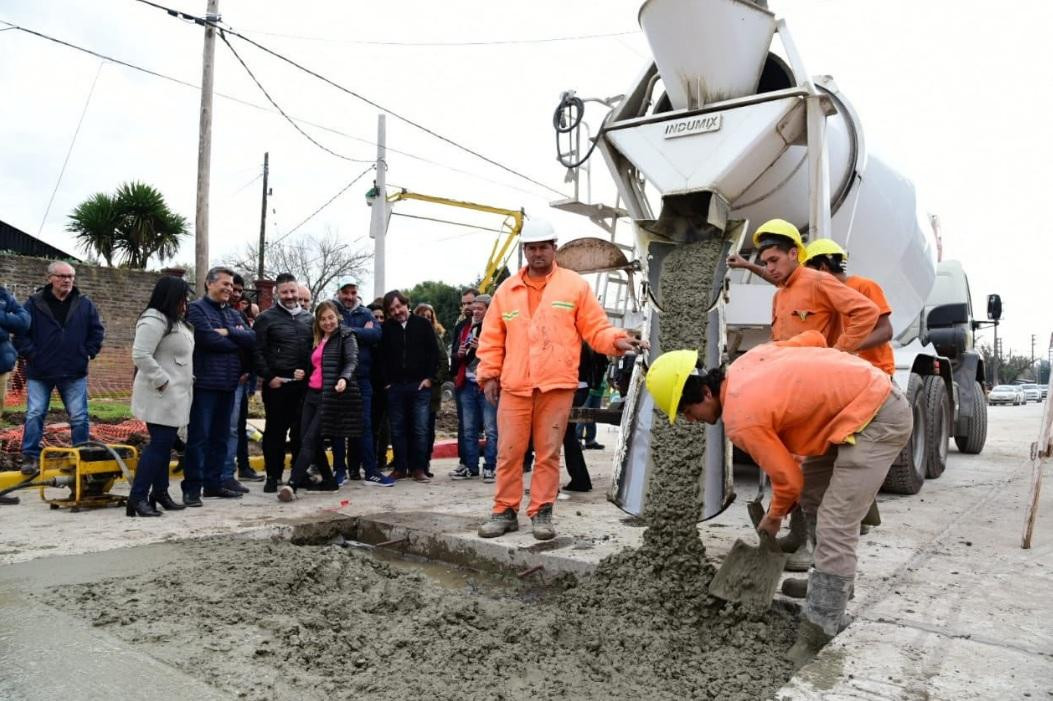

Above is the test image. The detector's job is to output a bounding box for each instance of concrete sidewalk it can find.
[1,407,1050,697]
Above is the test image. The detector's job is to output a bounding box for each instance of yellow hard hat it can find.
[645,349,699,424]
[752,218,806,263]
[804,238,848,264]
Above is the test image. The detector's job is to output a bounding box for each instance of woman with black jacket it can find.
[278,301,362,501]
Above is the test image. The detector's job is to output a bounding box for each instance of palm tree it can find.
[66,182,188,269]
[67,192,121,266]
[113,182,188,269]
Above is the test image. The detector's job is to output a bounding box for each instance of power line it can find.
[273,166,373,246]
[219,31,371,163]
[391,211,505,234]
[1,17,548,200]
[133,0,567,198]
[238,28,640,47]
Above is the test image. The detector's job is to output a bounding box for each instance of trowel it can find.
[708,477,787,610]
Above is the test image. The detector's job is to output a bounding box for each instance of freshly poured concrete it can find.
[0,404,1050,698]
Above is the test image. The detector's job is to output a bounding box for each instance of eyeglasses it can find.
[50,274,75,279]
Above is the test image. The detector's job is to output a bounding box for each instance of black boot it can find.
[126,498,162,517]
[148,489,186,511]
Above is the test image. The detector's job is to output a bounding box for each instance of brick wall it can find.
[1,254,166,399]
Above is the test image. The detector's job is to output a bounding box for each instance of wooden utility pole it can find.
[369,113,388,299]
[257,152,269,280]
[194,0,220,295]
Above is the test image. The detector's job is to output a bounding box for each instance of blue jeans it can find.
[222,381,249,482]
[22,377,89,459]
[454,386,468,464]
[181,388,235,497]
[338,377,377,477]
[130,423,178,502]
[576,392,601,443]
[461,382,497,474]
[387,382,430,473]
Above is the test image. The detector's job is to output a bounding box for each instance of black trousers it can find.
[563,387,592,489]
[290,390,334,487]
[261,381,305,481]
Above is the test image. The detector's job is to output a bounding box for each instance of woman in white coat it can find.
[129,276,195,517]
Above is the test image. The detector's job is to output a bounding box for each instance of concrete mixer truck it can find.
[549,0,997,519]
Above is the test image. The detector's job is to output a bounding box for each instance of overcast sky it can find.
[1,0,1050,359]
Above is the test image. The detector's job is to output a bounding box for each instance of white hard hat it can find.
[519,218,557,245]
[337,275,359,289]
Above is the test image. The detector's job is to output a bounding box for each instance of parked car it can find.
[989,385,1025,406]
[1021,384,1042,403]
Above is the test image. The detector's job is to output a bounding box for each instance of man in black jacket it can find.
[380,290,438,482]
[252,273,313,492]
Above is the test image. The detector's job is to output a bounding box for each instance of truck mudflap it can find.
[608,240,734,521]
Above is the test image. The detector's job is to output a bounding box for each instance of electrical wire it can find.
[391,211,505,234]
[273,166,373,246]
[1,18,548,200]
[237,28,640,47]
[230,171,262,196]
[37,60,104,237]
[132,0,567,198]
[219,31,371,163]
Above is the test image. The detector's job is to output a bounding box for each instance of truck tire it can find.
[954,381,988,454]
[923,376,951,479]
[882,373,926,495]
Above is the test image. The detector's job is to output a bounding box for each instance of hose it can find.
[0,442,134,500]
[553,93,602,169]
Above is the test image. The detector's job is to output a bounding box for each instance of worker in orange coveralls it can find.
[645,331,912,665]
[475,218,642,541]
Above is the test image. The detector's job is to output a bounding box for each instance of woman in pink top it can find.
[278,301,361,502]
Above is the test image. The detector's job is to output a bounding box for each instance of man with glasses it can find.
[15,261,105,475]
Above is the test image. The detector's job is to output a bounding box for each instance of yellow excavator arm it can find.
[386,189,523,293]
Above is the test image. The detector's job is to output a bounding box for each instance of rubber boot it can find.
[785,570,853,666]
[785,510,816,572]
[781,577,808,599]
[776,505,807,552]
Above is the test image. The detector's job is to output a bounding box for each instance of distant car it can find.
[1021,384,1042,403]
[989,385,1025,405]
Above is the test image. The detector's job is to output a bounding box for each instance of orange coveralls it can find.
[843,275,895,375]
[721,331,912,576]
[476,263,627,517]
[771,265,879,350]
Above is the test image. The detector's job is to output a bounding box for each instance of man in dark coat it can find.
[380,290,438,482]
[253,273,313,492]
[181,266,256,505]
[14,262,104,475]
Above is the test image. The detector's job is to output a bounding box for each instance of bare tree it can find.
[231,229,372,303]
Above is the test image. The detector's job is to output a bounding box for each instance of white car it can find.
[989,385,1025,406]
[1021,384,1042,403]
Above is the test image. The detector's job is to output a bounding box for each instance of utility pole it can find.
[194,0,220,296]
[369,113,387,299]
[257,152,269,280]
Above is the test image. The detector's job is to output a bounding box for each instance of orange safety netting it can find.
[0,419,147,454]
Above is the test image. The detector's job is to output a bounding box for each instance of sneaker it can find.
[482,468,495,483]
[277,485,296,503]
[583,442,605,450]
[364,473,395,487]
[478,508,519,538]
[531,504,555,541]
[222,479,249,494]
[238,469,265,482]
[203,487,242,499]
[334,470,347,486]
[20,456,38,476]
[449,465,475,480]
[263,478,278,494]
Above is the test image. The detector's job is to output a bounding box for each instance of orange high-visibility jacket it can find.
[844,275,895,375]
[476,263,627,396]
[771,265,879,352]
[720,330,893,518]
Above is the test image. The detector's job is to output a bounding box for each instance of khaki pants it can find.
[799,384,913,577]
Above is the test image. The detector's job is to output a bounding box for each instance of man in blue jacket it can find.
[15,262,104,475]
[332,276,394,486]
[182,266,256,505]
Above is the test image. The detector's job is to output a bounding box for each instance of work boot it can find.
[785,510,816,572]
[785,570,853,667]
[478,508,519,538]
[20,455,38,476]
[531,504,556,541]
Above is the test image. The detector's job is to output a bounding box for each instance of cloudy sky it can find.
[1,0,1050,359]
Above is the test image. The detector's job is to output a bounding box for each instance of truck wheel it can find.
[882,373,926,495]
[954,381,988,454]
[923,376,951,479]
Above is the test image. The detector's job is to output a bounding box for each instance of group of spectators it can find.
[0,256,613,515]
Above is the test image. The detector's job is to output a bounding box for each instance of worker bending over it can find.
[475,219,640,540]
[645,331,912,664]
